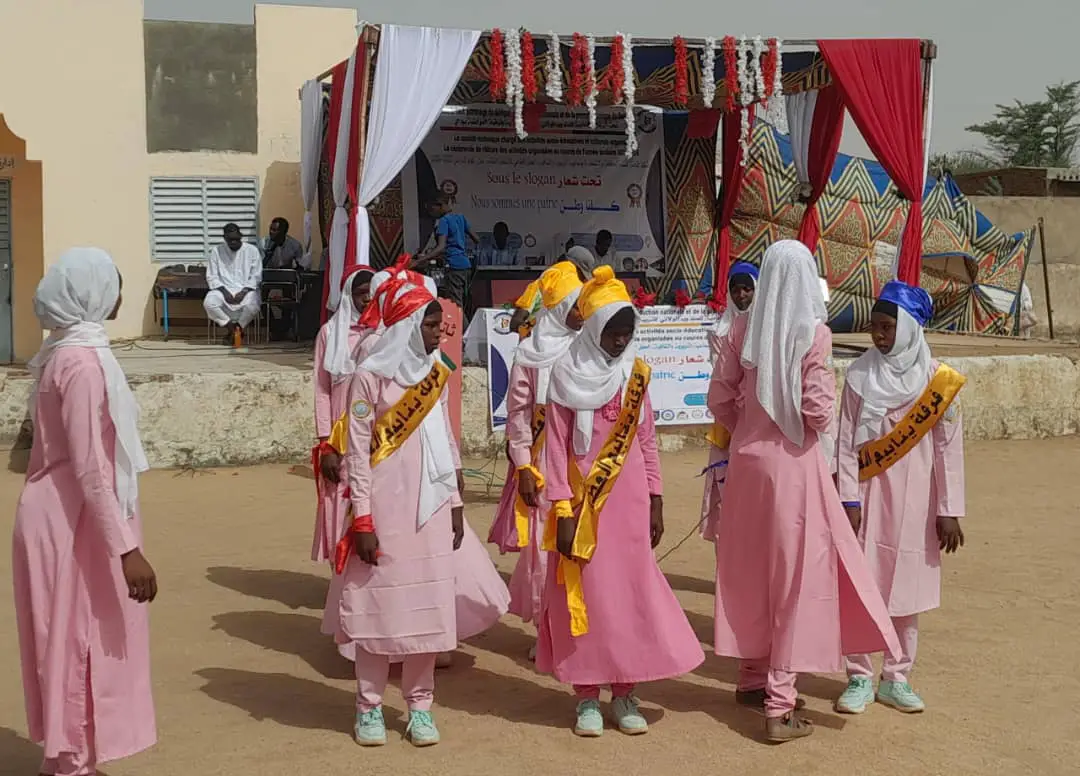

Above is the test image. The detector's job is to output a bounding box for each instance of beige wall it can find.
[0,1,357,353]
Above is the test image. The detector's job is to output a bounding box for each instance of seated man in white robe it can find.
[203,223,262,343]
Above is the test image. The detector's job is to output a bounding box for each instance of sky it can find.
[143,0,1080,161]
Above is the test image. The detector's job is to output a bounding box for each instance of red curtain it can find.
[318,61,349,323]
[796,86,845,252]
[713,106,754,307]
[819,39,925,285]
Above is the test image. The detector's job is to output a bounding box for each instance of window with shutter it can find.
[149,176,259,264]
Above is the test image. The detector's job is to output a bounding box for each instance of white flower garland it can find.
[585,33,598,130]
[545,32,563,102]
[772,38,784,102]
[752,36,767,101]
[737,35,752,166]
[505,29,525,138]
[768,38,788,134]
[702,37,717,108]
[621,33,637,158]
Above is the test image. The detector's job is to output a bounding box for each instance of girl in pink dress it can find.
[330,278,463,748]
[14,248,158,776]
[708,240,900,743]
[834,281,966,715]
[700,261,758,541]
[538,266,704,738]
[489,262,584,657]
[312,264,375,563]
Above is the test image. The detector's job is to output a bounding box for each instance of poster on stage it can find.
[478,305,718,430]
[403,105,666,277]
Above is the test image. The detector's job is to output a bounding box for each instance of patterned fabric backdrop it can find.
[662,112,718,297]
[730,123,1035,334]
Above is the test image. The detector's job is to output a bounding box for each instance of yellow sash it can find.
[512,405,547,548]
[705,421,731,450]
[324,358,453,465]
[858,364,965,482]
[542,358,651,637]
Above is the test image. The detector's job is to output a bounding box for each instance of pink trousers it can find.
[737,660,798,719]
[354,648,436,713]
[574,683,635,700]
[40,667,95,776]
[846,613,919,683]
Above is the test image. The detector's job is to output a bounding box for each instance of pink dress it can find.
[12,348,156,768]
[836,360,966,616]
[709,317,901,672]
[489,363,549,624]
[311,324,373,562]
[536,393,705,686]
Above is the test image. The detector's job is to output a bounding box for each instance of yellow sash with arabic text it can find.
[512,405,547,548]
[858,364,965,482]
[542,358,651,637]
[369,360,452,466]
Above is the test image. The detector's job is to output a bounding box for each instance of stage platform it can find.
[1,333,1077,468]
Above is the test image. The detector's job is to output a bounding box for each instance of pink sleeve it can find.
[801,325,836,435]
[346,370,377,520]
[443,388,464,508]
[637,394,663,496]
[504,364,536,468]
[836,384,861,503]
[707,325,743,431]
[932,402,966,518]
[313,327,333,439]
[543,402,575,502]
[58,359,138,557]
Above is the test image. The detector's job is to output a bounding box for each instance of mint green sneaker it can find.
[354,706,387,746]
[405,710,441,746]
[877,680,925,713]
[611,695,648,735]
[574,699,604,737]
[834,676,875,714]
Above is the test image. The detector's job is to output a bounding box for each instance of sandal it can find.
[765,712,814,743]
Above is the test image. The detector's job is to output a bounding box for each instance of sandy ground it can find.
[1,439,1079,776]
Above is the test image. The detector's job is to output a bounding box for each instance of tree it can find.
[965,81,1080,167]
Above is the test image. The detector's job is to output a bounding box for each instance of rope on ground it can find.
[656,514,707,566]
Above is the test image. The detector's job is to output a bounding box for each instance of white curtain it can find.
[327,47,359,311]
[299,79,323,269]
[785,90,818,186]
[347,24,481,293]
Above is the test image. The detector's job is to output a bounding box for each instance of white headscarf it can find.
[548,301,638,455]
[740,240,828,447]
[323,266,373,384]
[512,286,582,404]
[28,248,149,518]
[360,283,456,527]
[709,267,759,359]
[844,306,932,447]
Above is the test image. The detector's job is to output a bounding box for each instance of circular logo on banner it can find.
[351,400,371,420]
[660,409,676,422]
[492,311,512,336]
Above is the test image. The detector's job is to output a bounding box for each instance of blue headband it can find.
[878,281,933,327]
[728,261,759,284]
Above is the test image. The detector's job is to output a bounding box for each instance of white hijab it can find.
[709,273,758,360]
[322,267,372,384]
[740,240,828,447]
[512,286,582,404]
[28,248,149,518]
[548,301,638,455]
[360,283,456,527]
[845,306,932,447]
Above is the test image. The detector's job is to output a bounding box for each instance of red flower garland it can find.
[608,34,626,103]
[763,38,779,98]
[490,29,507,101]
[673,36,689,107]
[632,286,657,309]
[722,36,738,113]
[521,31,538,102]
[705,295,725,315]
[569,33,587,106]
[673,288,692,309]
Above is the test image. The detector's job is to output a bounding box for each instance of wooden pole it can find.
[1038,216,1054,339]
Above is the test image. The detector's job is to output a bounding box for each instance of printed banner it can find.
[477,305,718,430]
[406,105,664,272]
[636,305,718,426]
